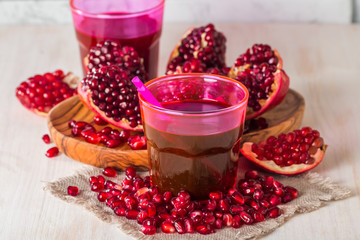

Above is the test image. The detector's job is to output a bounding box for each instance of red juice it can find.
[144,99,243,200]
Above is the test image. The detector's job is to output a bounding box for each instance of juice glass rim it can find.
[70,0,165,19]
[139,73,249,117]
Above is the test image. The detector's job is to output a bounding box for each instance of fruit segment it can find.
[241,127,327,175]
[15,70,78,116]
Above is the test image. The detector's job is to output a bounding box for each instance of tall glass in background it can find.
[70,0,165,79]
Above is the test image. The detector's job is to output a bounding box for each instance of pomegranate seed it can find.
[178,190,191,201]
[42,134,51,144]
[137,210,148,224]
[102,167,117,177]
[219,199,230,211]
[253,211,266,222]
[124,196,137,210]
[230,205,245,215]
[125,209,139,220]
[106,138,122,148]
[231,190,245,205]
[89,176,98,185]
[223,213,233,227]
[161,221,176,233]
[232,215,242,228]
[68,120,76,128]
[114,206,126,216]
[209,191,223,201]
[127,135,147,150]
[46,147,59,158]
[245,170,259,180]
[97,175,105,184]
[284,186,299,199]
[174,219,186,234]
[91,182,104,192]
[97,191,111,202]
[147,202,156,217]
[141,224,156,235]
[240,211,254,224]
[267,207,281,218]
[183,218,195,233]
[67,186,79,196]
[125,167,137,179]
[268,194,282,206]
[93,115,108,125]
[196,224,212,235]
[214,218,223,229]
[104,180,121,190]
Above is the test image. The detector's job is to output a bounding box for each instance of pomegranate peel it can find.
[245,69,289,120]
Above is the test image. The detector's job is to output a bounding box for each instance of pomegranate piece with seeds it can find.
[78,64,143,132]
[46,147,59,158]
[84,40,148,82]
[241,126,327,175]
[67,186,79,196]
[166,23,227,75]
[228,44,289,120]
[15,70,78,116]
[103,167,117,177]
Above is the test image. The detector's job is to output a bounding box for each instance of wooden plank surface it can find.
[0,23,359,240]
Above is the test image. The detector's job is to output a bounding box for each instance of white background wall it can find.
[0,0,358,24]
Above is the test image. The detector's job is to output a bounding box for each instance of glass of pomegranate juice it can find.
[139,74,249,200]
[70,0,165,79]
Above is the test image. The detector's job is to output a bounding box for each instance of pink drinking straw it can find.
[131,77,163,108]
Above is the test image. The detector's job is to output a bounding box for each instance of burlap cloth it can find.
[44,167,351,240]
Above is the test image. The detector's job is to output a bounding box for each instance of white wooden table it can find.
[0,23,359,239]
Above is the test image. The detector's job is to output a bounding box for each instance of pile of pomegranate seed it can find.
[68,120,146,150]
[15,70,77,115]
[89,167,298,235]
[251,126,324,166]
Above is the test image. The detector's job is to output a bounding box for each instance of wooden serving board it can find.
[47,89,304,171]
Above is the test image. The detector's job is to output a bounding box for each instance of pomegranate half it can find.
[228,44,289,120]
[78,65,143,132]
[240,127,327,175]
[166,23,228,75]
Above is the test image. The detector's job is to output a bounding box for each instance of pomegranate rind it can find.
[240,142,327,175]
[244,69,289,120]
[77,82,143,132]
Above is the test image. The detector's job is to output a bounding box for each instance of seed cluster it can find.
[15,70,76,114]
[166,24,227,75]
[81,167,298,235]
[87,40,148,81]
[251,127,324,167]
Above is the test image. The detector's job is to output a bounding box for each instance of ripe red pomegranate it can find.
[166,24,227,75]
[84,40,148,82]
[15,70,78,116]
[241,127,327,175]
[77,65,143,131]
[228,44,289,120]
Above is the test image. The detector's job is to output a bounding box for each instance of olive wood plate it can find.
[47,88,304,171]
